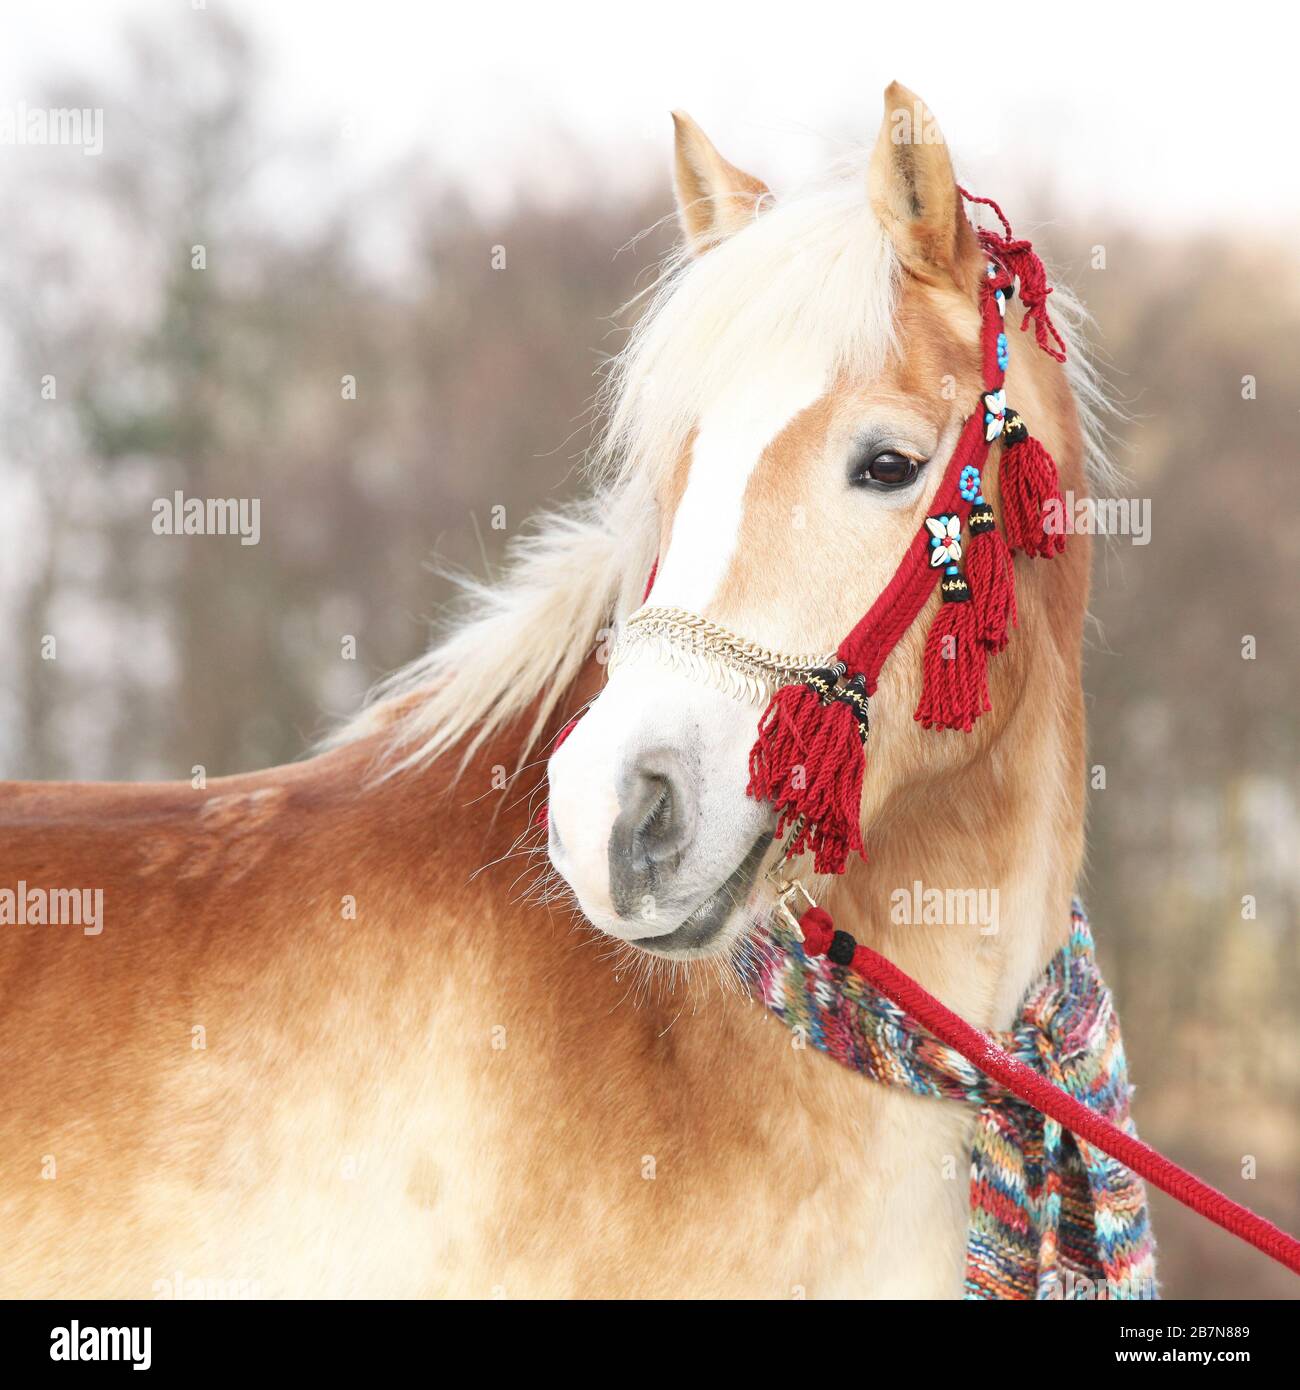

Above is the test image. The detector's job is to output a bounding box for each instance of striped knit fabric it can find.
[753,904,1159,1299]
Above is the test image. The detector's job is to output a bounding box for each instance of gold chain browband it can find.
[608,606,836,705]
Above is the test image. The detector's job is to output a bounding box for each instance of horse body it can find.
[3,722,982,1297]
[1,642,1082,1297]
[1,84,1101,1297]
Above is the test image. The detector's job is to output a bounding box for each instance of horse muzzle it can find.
[545,659,776,953]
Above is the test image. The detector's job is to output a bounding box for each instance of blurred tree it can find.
[1050,230,1300,1296]
[0,12,669,778]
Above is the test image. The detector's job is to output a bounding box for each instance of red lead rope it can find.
[797,906,1300,1279]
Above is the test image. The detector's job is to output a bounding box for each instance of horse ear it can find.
[868,82,980,287]
[671,111,771,255]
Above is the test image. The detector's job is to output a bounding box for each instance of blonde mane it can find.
[333,174,1112,774]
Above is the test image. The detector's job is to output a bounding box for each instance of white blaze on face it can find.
[649,359,829,610]
[547,356,831,941]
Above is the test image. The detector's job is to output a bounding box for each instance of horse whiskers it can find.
[484,830,772,1010]
[500,840,556,891]
[467,820,550,885]
[463,745,571,830]
[514,867,570,910]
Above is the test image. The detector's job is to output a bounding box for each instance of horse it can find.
[0,83,1109,1298]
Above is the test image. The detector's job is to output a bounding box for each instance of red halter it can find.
[746,190,1067,874]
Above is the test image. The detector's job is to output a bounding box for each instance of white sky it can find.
[1,0,1296,231]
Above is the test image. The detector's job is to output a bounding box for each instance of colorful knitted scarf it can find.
[753,904,1159,1299]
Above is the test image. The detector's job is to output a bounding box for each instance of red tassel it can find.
[780,700,865,876]
[1000,426,1065,558]
[747,670,869,876]
[965,524,1017,652]
[915,589,990,732]
[748,679,821,804]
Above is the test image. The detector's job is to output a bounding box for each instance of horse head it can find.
[546,84,1091,959]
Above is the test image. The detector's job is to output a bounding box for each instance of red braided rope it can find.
[798,908,1300,1278]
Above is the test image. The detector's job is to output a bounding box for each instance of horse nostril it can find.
[634,775,679,861]
[609,752,697,915]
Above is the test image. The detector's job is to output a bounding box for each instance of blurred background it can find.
[1,1,1296,1298]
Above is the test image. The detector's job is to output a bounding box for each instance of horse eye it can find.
[851,450,922,490]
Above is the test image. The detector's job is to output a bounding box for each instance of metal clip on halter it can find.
[769,874,816,943]
[764,818,819,941]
